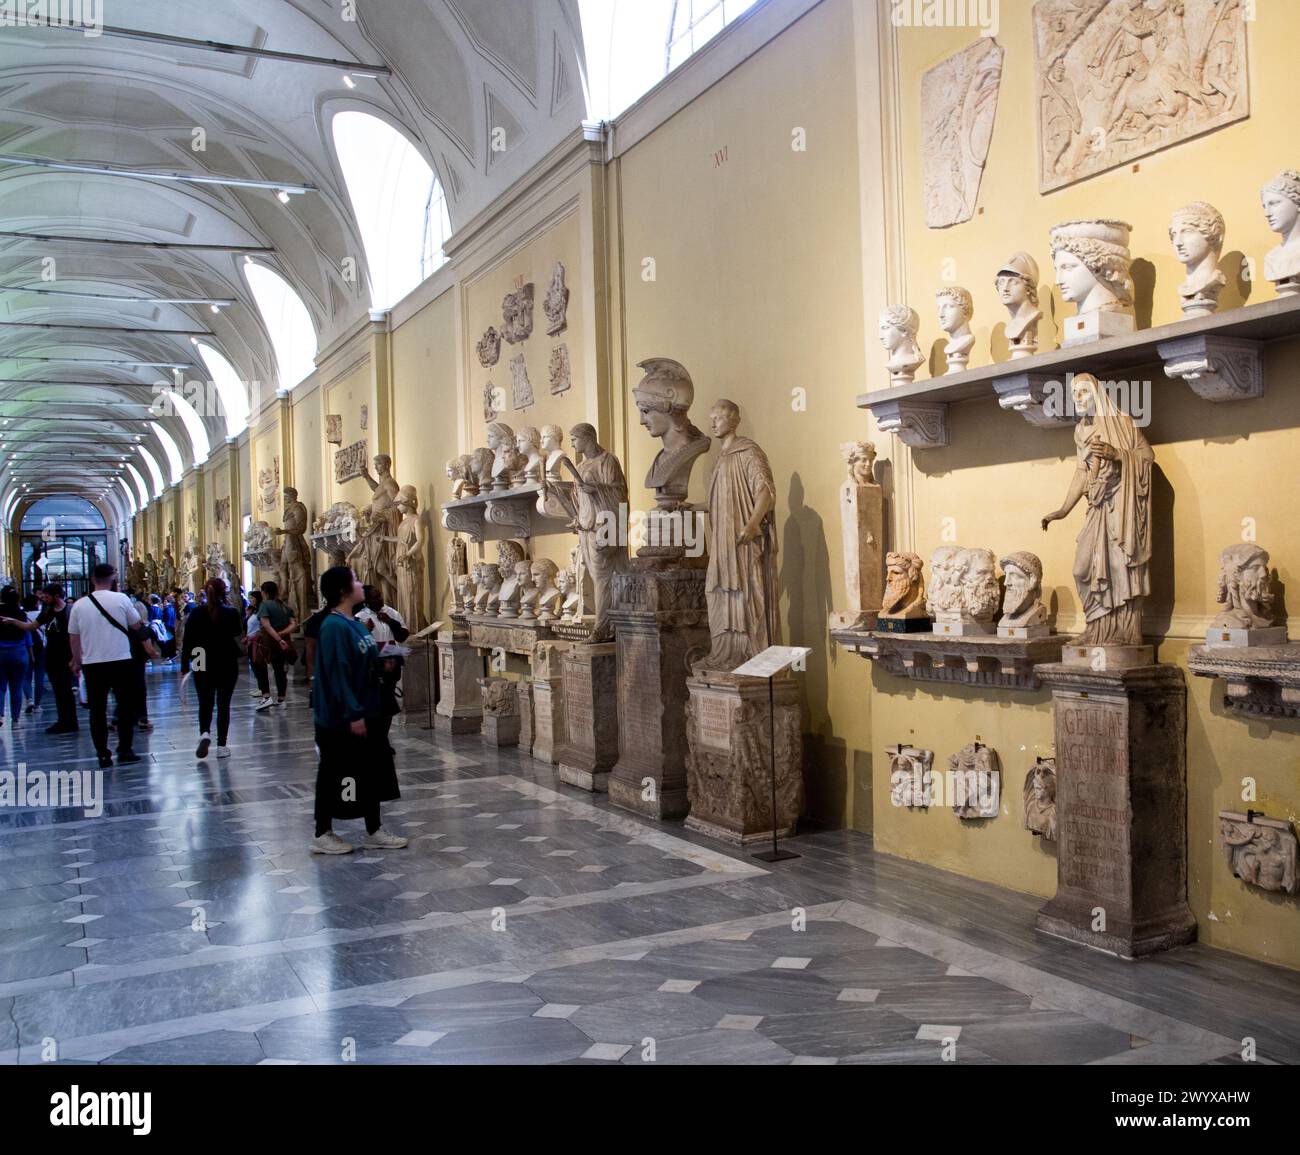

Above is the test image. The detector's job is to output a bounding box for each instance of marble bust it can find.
[633,357,711,512]
[1207,542,1285,646]
[879,551,927,622]
[949,742,1000,819]
[512,561,538,624]
[494,541,527,618]
[936,287,975,374]
[557,567,582,622]
[1023,759,1057,841]
[486,423,523,491]
[515,426,544,485]
[1261,169,1300,296]
[541,424,567,481]
[1169,202,1227,317]
[468,447,494,495]
[453,572,474,615]
[1220,813,1298,895]
[999,550,1050,636]
[530,558,561,623]
[934,546,999,634]
[446,455,471,499]
[925,545,961,619]
[879,304,925,385]
[473,562,503,616]
[994,252,1041,358]
[1050,219,1135,344]
[841,441,877,487]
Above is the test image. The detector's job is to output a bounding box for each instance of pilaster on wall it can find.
[369,310,394,460]
[276,390,295,495]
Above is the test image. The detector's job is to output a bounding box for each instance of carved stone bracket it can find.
[441,483,573,543]
[993,372,1074,427]
[242,548,279,570]
[1157,335,1263,403]
[1188,642,1300,717]
[833,628,1063,691]
[871,399,948,449]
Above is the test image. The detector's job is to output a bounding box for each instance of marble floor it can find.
[0,665,1295,1066]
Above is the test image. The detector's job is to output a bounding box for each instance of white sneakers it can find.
[362,828,409,850]
[217,745,231,758]
[255,696,274,711]
[310,831,354,855]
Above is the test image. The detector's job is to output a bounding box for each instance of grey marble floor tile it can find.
[620,1026,793,1065]
[691,969,844,1016]
[411,1017,592,1065]
[100,1030,267,1065]
[956,1010,1137,1065]
[395,981,544,1029]
[755,1005,923,1058]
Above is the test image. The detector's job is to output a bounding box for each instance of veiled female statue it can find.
[1041,373,1152,647]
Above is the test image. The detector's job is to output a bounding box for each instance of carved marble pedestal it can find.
[1035,662,1196,958]
[829,480,883,631]
[557,643,618,792]
[530,641,568,764]
[434,625,483,734]
[517,680,534,757]
[684,670,803,846]
[607,566,709,820]
[400,637,437,728]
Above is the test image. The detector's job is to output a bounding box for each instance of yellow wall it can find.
[884,0,1300,967]
[250,421,280,527]
[323,363,375,514]
[613,0,870,825]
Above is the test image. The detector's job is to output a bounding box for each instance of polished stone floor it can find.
[0,665,1295,1065]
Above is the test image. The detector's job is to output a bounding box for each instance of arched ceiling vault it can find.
[0,0,588,515]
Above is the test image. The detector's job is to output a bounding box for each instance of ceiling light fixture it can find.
[0,286,237,307]
[0,154,315,196]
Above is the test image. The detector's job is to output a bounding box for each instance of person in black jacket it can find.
[182,577,245,760]
[37,584,77,734]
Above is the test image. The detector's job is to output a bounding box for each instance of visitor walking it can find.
[21,592,44,715]
[253,580,296,710]
[0,586,37,728]
[245,589,263,696]
[38,583,77,734]
[309,566,405,855]
[69,563,143,767]
[355,585,408,754]
[182,577,244,760]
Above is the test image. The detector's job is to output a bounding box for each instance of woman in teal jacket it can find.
[310,566,407,855]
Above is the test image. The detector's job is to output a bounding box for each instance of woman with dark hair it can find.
[181,577,245,760]
[0,585,37,728]
[310,566,405,854]
[21,592,45,715]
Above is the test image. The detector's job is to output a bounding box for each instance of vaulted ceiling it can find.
[0,0,589,527]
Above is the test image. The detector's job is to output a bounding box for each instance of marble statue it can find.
[1023,758,1058,841]
[477,326,501,367]
[204,541,226,584]
[347,454,402,610]
[1169,202,1227,317]
[995,253,1042,359]
[950,741,1000,819]
[1261,169,1300,297]
[879,551,927,624]
[843,441,877,487]
[544,261,569,336]
[160,549,176,592]
[1208,542,1285,646]
[1032,0,1249,194]
[501,283,535,344]
[468,447,494,495]
[180,536,201,593]
[565,423,629,643]
[697,400,778,671]
[486,423,524,491]
[921,37,1003,229]
[879,305,925,386]
[937,287,975,374]
[541,425,566,481]
[1041,373,1152,650]
[395,485,425,630]
[633,357,711,512]
[887,745,933,809]
[999,550,1050,636]
[1050,219,1135,344]
[275,486,312,617]
[1219,812,1298,895]
[515,426,544,484]
[445,533,467,595]
[531,558,561,624]
[144,553,159,595]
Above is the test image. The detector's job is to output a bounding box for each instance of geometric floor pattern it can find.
[2,666,1297,1064]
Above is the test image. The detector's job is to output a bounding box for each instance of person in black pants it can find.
[68,563,142,768]
[182,577,245,760]
[38,584,77,734]
[253,581,296,709]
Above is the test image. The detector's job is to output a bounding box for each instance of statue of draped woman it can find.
[1041,373,1152,647]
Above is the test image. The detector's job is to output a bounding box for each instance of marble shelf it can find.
[307,527,356,566]
[242,548,278,570]
[441,482,575,542]
[833,627,1064,691]
[859,295,1300,447]
[1188,642,1300,718]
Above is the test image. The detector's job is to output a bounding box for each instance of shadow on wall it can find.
[780,471,844,825]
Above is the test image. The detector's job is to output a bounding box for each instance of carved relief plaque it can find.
[922,37,1003,228]
[325,414,343,444]
[334,439,369,484]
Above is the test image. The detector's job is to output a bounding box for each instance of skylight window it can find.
[243,261,317,390]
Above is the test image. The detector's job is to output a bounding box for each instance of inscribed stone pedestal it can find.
[556,643,618,792]
[434,627,482,734]
[1036,661,1196,958]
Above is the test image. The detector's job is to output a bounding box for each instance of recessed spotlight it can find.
[210,304,220,314]
[342,74,356,89]
[276,190,291,204]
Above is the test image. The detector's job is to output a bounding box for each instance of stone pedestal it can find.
[530,641,569,764]
[829,480,883,631]
[607,566,709,820]
[556,643,618,791]
[1035,662,1196,958]
[684,669,803,846]
[400,637,438,728]
[517,680,534,757]
[434,625,483,734]
[480,677,520,748]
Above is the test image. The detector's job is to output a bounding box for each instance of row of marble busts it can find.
[880,169,1300,382]
[446,423,572,498]
[450,539,587,625]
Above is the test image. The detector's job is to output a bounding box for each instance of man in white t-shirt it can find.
[354,585,408,651]
[69,563,144,768]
